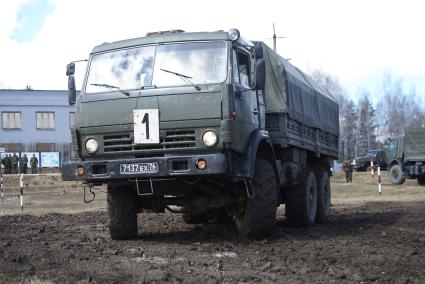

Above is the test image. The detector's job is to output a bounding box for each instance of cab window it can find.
[233,49,251,87]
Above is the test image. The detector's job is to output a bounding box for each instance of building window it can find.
[0,143,22,152]
[69,112,75,128]
[36,143,55,152]
[2,112,21,129]
[36,112,55,129]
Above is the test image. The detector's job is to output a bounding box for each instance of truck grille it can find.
[103,129,196,153]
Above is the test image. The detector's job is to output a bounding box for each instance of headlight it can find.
[202,131,218,147]
[228,29,240,41]
[85,138,98,153]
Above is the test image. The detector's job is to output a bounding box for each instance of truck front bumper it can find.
[62,153,227,182]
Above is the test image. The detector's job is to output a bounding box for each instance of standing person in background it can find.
[21,154,28,174]
[30,154,38,174]
[343,159,354,183]
[18,155,23,173]
[11,153,18,174]
[4,154,11,174]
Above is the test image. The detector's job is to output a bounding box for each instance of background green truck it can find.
[63,29,339,240]
[353,149,388,171]
[387,128,425,185]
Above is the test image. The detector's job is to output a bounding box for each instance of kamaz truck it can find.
[353,150,387,171]
[387,128,425,185]
[63,29,339,240]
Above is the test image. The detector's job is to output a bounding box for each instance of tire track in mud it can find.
[0,200,424,283]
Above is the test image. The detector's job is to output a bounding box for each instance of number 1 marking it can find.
[142,113,150,140]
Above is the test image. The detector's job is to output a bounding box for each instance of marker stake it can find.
[20,174,24,211]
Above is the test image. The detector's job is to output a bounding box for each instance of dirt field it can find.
[0,172,424,283]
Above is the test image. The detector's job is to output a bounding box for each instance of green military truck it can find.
[387,128,425,185]
[63,29,339,239]
[353,149,388,171]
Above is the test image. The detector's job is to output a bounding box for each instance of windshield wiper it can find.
[90,83,130,96]
[160,68,200,91]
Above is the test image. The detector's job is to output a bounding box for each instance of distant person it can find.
[4,154,11,174]
[343,159,353,183]
[1,155,4,174]
[30,154,38,174]
[11,153,18,174]
[21,154,28,174]
[18,155,23,173]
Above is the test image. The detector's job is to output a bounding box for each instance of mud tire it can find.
[286,170,318,227]
[107,185,138,240]
[235,159,278,239]
[389,164,406,185]
[315,171,331,224]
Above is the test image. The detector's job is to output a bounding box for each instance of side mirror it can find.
[66,62,76,105]
[66,62,75,76]
[68,75,76,105]
[255,59,265,91]
[254,44,263,59]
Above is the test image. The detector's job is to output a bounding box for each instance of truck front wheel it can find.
[389,164,406,185]
[417,176,425,186]
[235,159,278,239]
[285,170,318,227]
[107,185,138,240]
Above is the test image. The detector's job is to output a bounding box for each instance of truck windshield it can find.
[85,41,228,93]
[367,151,377,158]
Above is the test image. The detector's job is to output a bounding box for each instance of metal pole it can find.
[378,166,382,195]
[1,166,3,202]
[371,160,374,178]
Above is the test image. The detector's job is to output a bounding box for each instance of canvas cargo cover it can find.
[256,42,339,136]
[403,128,425,161]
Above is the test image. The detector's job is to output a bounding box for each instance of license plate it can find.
[120,162,158,174]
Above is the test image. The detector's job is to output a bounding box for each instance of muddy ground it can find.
[0,172,424,283]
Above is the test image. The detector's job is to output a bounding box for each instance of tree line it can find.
[310,71,425,161]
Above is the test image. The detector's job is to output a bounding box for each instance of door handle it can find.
[252,109,259,115]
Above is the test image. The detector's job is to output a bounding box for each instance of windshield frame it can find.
[83,40,230,95]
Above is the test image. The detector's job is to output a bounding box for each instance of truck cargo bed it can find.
[266,113,338,158]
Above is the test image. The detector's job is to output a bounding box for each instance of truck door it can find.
[232,48,260,152]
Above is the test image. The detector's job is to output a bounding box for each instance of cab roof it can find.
[92,31,232,53]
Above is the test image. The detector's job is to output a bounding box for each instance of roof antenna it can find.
[272,22,286,52]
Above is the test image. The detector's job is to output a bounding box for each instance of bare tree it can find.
[356,92,377,155]
[376,73,425,140]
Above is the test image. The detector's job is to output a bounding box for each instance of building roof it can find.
[0,89,80,107]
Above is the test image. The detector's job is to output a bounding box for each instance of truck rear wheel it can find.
[286,170,318,227]
[107,185,138,240]
[315,171,331,224]
[389,164,406,185]
[417,176,425,185]
[235,159,278,239]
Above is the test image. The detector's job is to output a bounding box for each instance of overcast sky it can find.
[1,0,424,98]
